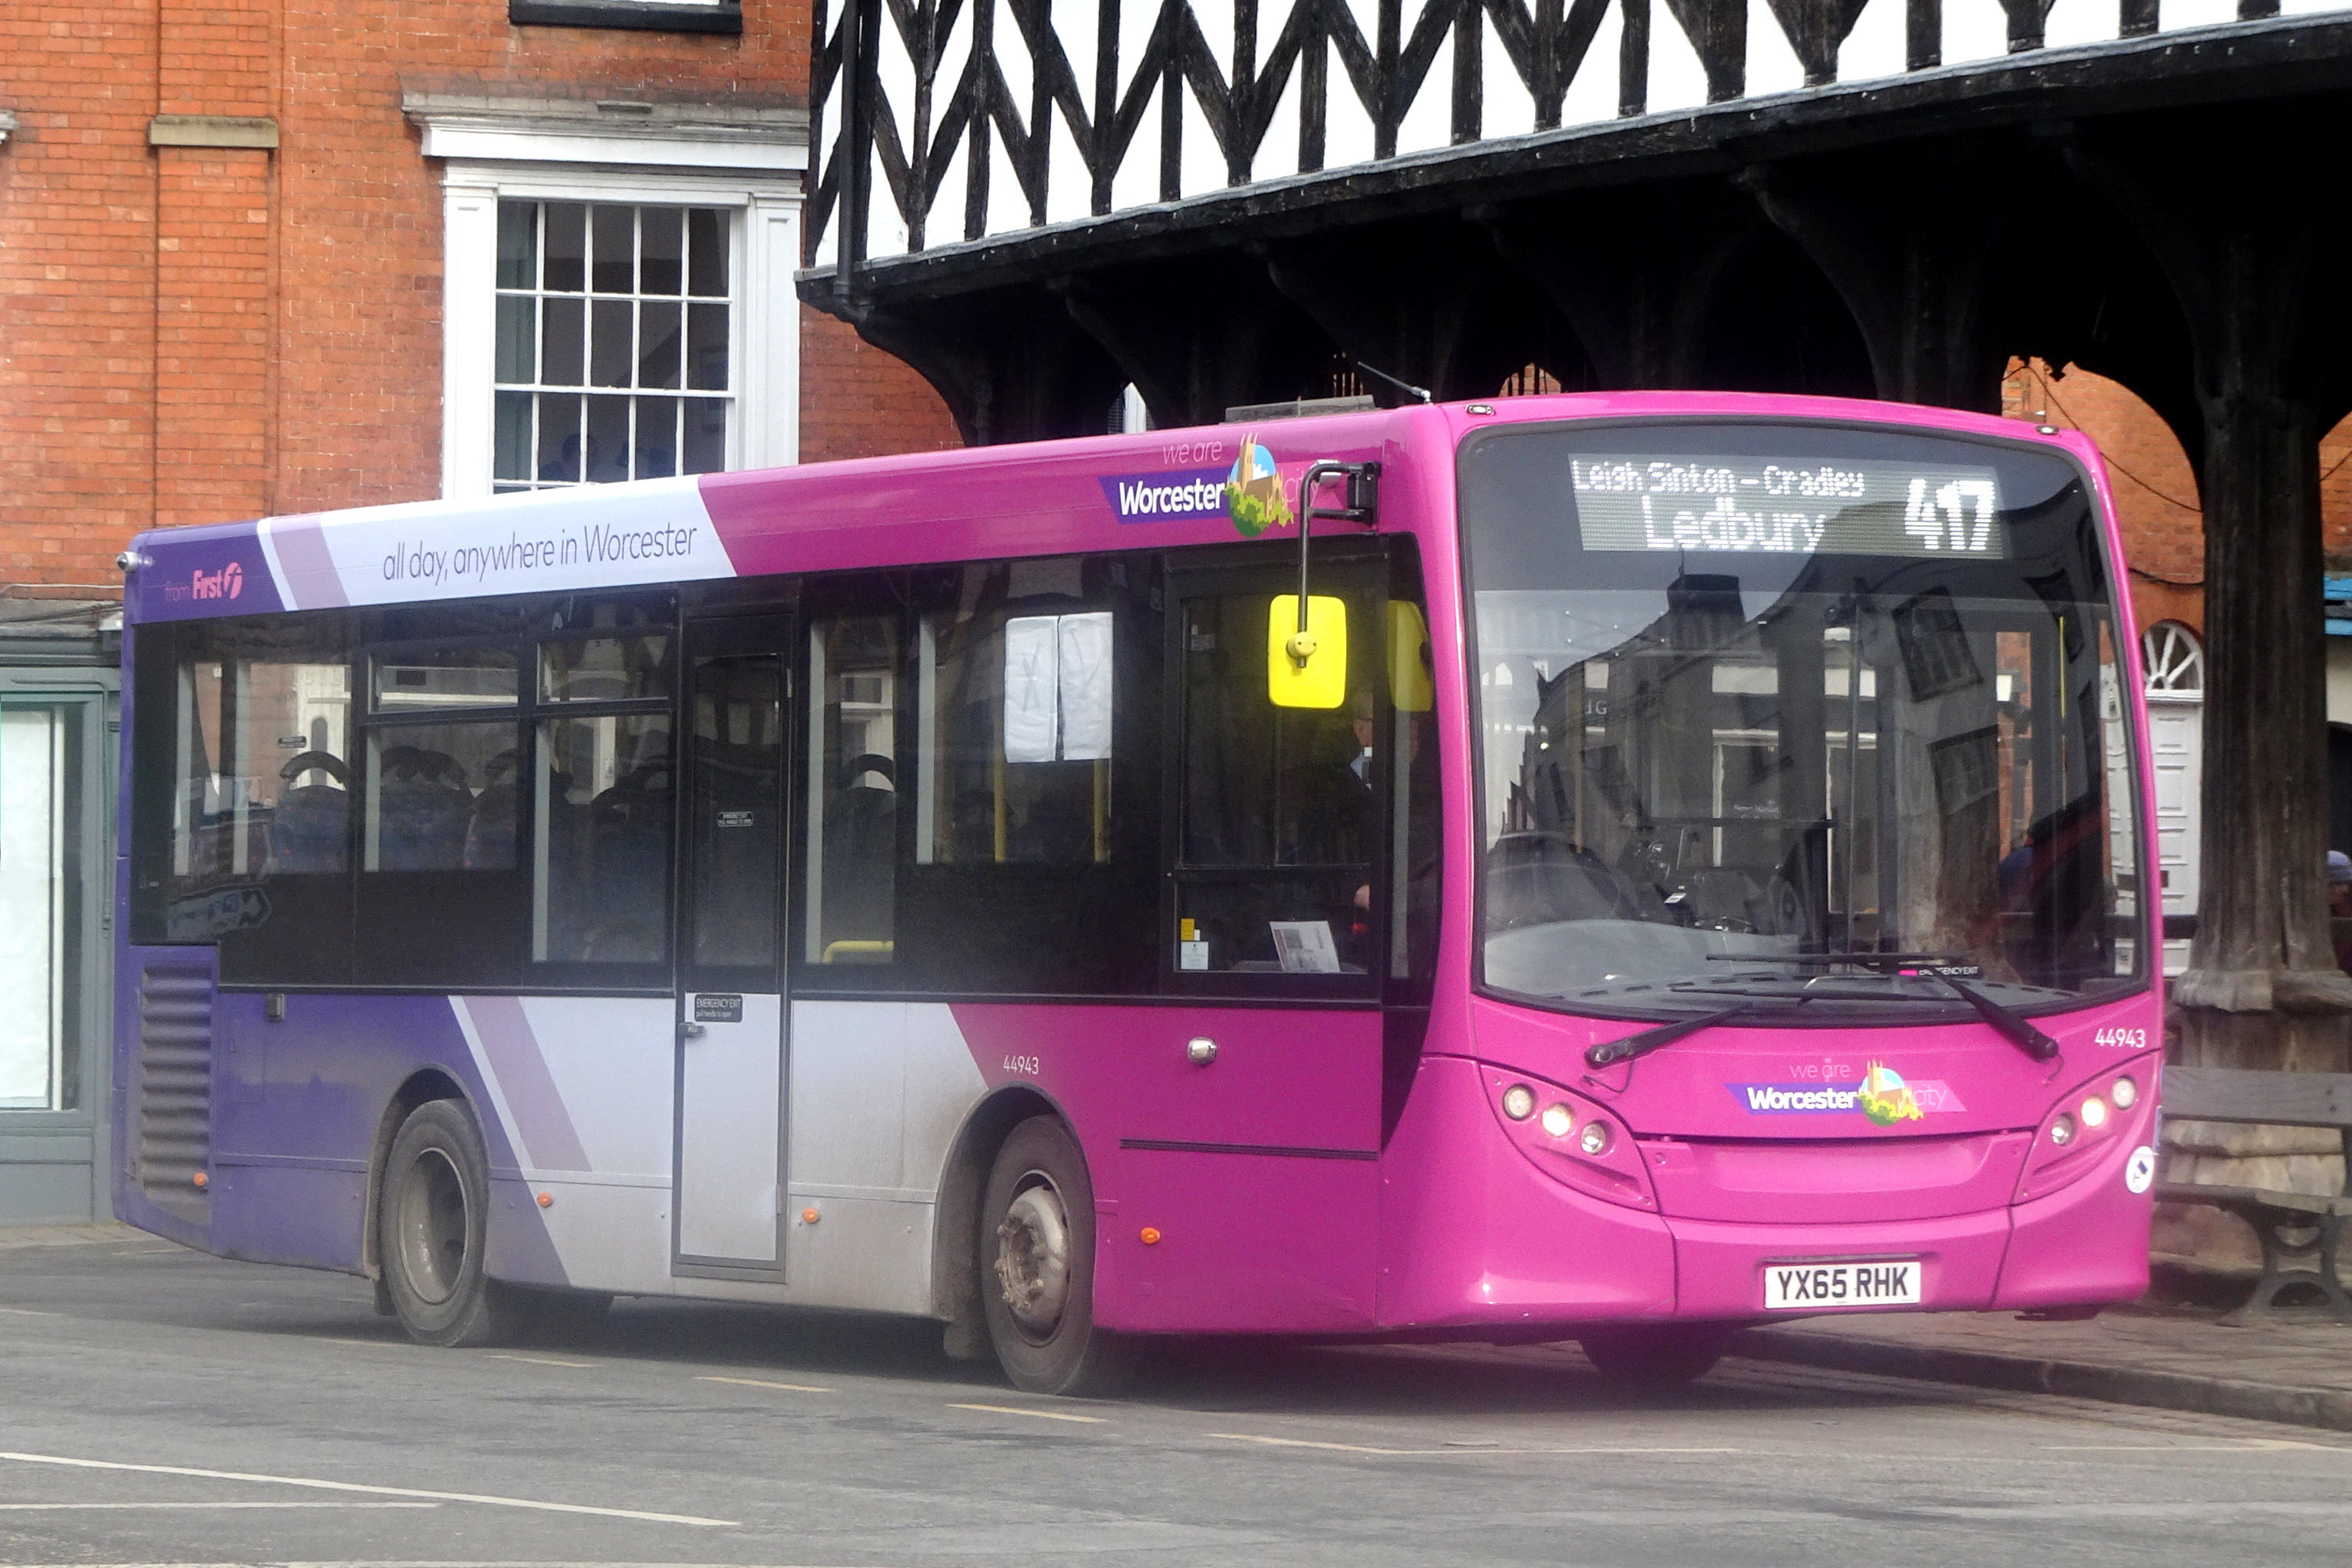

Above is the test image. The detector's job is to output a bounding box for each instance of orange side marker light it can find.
[191,1172,208,1189]
[536,1192,554,1209]
[802,1207,822,1225]
[1138,1227,1162,1246]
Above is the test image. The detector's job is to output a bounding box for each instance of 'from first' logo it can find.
[191,562,244,601]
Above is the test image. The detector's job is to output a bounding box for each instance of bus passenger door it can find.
[673,618,791,1276]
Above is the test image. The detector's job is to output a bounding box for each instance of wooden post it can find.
[2067,122,2352,1218]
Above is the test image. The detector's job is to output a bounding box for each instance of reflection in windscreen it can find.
[1461,423,2145,1020]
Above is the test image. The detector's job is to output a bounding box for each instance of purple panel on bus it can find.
[132,523,282,622]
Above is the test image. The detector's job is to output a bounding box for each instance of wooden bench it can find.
[2157,1066,2352,1322]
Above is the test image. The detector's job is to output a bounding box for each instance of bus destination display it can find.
[1570,456,2007,559]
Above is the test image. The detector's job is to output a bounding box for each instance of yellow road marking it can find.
[699,1375,835,1394]
[948,1402,1106,1424]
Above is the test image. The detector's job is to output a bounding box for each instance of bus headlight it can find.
[2050,1114,2077,1147]
[2080,1096,2110,1130]
[1579,1121,1612,1156]
[1540,1104,1573,1139]
[1501,1084,1535,1121]
[2111,1076,2138,1109]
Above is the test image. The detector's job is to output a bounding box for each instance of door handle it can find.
[680,1021,707,1040]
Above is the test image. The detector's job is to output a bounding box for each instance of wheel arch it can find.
[361,1068,470,1283]
[930,1083,1069,1359]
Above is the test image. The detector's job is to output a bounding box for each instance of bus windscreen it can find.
[1461,421,2147,1023]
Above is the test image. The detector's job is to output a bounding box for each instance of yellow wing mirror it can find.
[1388,601,1433,713]
[1268,594,1348,709]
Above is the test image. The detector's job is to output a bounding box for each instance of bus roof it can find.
[121,391,2098,625]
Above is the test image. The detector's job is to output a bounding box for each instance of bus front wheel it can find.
[1577,1323,1734,1388]
[378,1098,525,1348]
[979,1117,1132,1398]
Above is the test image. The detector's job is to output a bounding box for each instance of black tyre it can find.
[1577,1323,1734,1388]
[378,1098,526,1348]
[980,1116,1133,1397]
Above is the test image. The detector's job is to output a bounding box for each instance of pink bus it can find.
[114,393,2161,1393]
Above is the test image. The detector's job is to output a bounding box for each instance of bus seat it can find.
[266,750,350,874]
[582,761,670,960]
[822,755,896,949]
[463,750,522,870]
[375,747,473,871]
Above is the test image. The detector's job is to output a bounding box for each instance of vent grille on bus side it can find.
[136,963,215,1218]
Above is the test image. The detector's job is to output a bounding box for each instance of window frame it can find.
[129,595,685,996]
[1160,542,1401,1004]
[424,129,804,499]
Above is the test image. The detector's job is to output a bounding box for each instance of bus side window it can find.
[804,612,901,966]
[896,554,1158,993]
[1174,589,1377,978]
[133,612,362,985]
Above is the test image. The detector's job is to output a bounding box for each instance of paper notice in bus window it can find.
[1003,616,1059,763]
[1057,612,1113,760]
[1269,920,1341,974]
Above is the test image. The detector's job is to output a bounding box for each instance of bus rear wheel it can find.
[378,1098,525,1348]
[979,1117,1132,1398]
[1577,1323,1734,1388]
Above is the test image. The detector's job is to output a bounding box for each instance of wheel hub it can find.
[994,1178,1071,1340]
[395,1148,468,1305]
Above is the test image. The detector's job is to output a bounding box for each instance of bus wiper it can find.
[1699,953,2060,1060]
[1937,977,2061,1062]
[1586,997,1810,1069]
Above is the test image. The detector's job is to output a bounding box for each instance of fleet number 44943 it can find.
[2093,1027,2149,1049]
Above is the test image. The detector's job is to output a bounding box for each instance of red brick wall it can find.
[799,308,962,463]
[0,4,161,588]
[2002,358,2207,641]
[1,0,956,587]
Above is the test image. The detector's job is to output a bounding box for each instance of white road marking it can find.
[0,1451,736,1527]
[0,1306,57,1317]
[318,1337,407,1350]
[1208,1432,1398,1454]
[0,1501,438,1511]
[485,1353,594,1368]
[2041,1440,2352,1453]
[947,1403,1106,1424]
[697,1375,834,1394]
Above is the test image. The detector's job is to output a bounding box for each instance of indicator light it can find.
[1139,1227,1162,1245]
[2081,1096,2110,1130]
[1540,1104,1573,1139]
[1501,1084,1536,1120]
[2111,1076,2138,1109]
[536,1192,554,1209]
[191,1171,208,1189]
[2050,1114,2077,1147]
[801,1207,822,1224]
[1579,1122,1612,1156]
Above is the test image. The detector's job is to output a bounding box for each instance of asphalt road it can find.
[3,1232,2349,1567]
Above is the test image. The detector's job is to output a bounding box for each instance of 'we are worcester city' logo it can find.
[1729,1063,1965,1127]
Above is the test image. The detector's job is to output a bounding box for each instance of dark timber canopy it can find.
[799,0,2352,1105]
